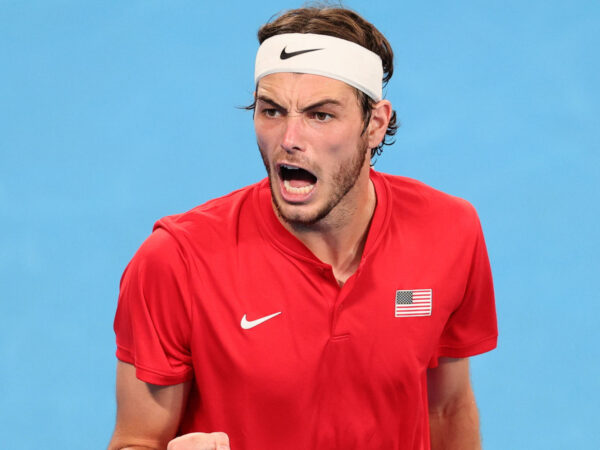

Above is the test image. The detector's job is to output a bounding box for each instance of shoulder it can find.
[122,182,264,284]
[379,174,481,240]
[377,172,481,230]
[156,181,262,237]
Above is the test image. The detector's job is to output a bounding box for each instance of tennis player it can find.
[109,6,497,450]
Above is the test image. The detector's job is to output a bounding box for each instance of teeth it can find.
[283,179,315,195]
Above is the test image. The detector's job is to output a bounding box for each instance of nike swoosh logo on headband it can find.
[280,47,323,60]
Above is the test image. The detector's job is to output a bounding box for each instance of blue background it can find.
[1,1,598,448]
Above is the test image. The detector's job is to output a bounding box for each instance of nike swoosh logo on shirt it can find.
[280,47,323,60]
[240,312,282,330]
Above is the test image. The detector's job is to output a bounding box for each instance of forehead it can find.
[256,72,358,105]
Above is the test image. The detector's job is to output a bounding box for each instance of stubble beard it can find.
[259,140,369,227]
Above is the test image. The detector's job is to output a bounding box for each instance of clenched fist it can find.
[167,432,230,450]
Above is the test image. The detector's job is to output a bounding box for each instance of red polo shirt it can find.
[114,170,497,449]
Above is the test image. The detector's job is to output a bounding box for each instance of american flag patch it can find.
[395,289,432,317]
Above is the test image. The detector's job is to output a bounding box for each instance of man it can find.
[109,6,497,450]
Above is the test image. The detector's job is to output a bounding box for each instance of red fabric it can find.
[114,170,497,450]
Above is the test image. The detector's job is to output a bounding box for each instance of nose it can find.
[281,114,305,153]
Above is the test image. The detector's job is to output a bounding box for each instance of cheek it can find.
[320,127,360,157]
[255,120,279,150]
[254,129,271,153]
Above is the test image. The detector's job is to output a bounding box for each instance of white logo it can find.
[240,312,282,330]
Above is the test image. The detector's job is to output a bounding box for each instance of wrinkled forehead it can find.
[255,33,383,102]
[256,72,359,107]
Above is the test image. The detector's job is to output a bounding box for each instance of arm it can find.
[108,360,191,450]
[108,361,230,450]
[427,357,481,450]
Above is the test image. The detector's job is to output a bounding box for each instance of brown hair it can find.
[249,6,399,159]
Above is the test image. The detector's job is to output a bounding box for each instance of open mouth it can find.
[278,164,318,195]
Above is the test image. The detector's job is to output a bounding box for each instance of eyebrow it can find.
[256,95,343,112]
[256,95,284,110]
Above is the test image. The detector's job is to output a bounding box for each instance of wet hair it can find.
[247,6,399,159]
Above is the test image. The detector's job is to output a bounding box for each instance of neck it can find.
[279,169,377,286]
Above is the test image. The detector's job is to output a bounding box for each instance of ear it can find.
[366,100,392,150]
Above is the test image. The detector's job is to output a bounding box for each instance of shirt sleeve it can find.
[113,227,194,385]
[431,215,498,367]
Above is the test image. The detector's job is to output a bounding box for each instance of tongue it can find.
[288,178,313,188]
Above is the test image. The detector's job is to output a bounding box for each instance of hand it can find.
[167,432,230,450]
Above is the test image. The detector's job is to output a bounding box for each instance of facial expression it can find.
[254,73,371,227]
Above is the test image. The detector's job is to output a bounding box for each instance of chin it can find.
[271,192,334,227]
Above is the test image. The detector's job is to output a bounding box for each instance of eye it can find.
[263,108,281,118]
[310,111,333,122]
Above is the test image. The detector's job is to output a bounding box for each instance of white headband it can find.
[255,33,383,101]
